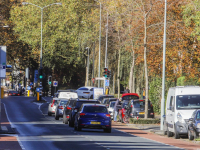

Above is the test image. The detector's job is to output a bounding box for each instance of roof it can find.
[121,93,139,97]
[82,103,106,107]
[77,99,99,102]
[98,95,114,98]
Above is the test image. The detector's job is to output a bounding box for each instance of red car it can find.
[119,93,139,123]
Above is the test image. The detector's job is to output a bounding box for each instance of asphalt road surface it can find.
[2,96,182,150]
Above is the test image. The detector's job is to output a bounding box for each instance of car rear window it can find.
[60,101,68,106]
[133,101,150,108]
[110,102,115,108]
[122,95,139,100]
[83,106,108,113]
[78,88,88,90]
[76,101,100,108]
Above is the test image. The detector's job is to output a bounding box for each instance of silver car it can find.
[55,99,69,120]
[48,98,59,116]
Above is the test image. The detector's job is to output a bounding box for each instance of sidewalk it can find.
[112,121,200,150]
[0,103,22,150]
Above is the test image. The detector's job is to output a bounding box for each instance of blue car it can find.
[74,104,111,133]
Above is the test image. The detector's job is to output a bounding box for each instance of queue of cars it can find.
[47,90,156,134]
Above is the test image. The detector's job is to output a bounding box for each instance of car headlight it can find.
[197,123,200,128]
[177,112,184,123]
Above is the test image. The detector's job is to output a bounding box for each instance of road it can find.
[2,96,182,150]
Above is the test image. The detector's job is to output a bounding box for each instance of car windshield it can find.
[83,106,108,113]
[176,95,200,109]
[77,101,100,108]
[60,101,68,106]
[122,102,129,108]
[110,102,115,108]
[122,95,139,100]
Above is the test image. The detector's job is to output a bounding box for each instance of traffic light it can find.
[107,70,111,78]
[39,68,43,79]
[48,76,52,85]
[103,68,108,78]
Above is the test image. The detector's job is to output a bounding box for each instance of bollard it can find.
[28,90,30,97]
[37,92,39,101]
[1,88,4,98]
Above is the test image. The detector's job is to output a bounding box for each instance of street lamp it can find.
[94,0,101,88]
[22,2,62,69]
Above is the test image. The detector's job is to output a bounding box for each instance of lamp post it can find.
[160,0,167,130]
[86,47,90,86]
[94,0,101,88]
[22,2,62,69]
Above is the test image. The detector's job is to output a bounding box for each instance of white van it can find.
[164,86,200,139]
[58,92,78,99]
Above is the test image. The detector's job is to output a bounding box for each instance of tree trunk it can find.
[144,15,149,119]
[117,48,121,98]
[129,41,135,93]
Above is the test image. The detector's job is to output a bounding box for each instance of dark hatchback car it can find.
[74,104,111,133]
[104,98,118,107]
[127,99,154,118]
[9,91,20,96]
[97,95,114,103]
[68,99,100,127]
[188,109,200,140]
[63,98,77,124]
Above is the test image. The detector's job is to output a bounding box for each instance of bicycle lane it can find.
[112,121,200,150]
[0,103,23,150]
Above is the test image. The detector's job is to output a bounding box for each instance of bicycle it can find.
[123,109,130,123]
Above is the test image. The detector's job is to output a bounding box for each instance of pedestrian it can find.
[143,88,145,99]
[114,98,121,122]
[124,86,130,93]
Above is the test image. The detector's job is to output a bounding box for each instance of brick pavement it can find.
[0,103,22,150]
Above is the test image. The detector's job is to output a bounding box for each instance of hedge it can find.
[129,118,160,124]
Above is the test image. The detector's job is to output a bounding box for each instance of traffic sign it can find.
[36,88,40,92]
[95,77,105,80]
[105,80,109,86]
[27,86,31,90]
[53,81,58,87]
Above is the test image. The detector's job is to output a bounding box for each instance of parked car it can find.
[118,100,129,123]
[55,99,69,120]
[74,104,111,133]
[76,86,95,99]
[68,99,100,127]
[108,101,116,119]
[9,91,20,96]
[128,99,154,118]
[48,98,59,116]
[188,109,200,140]
[163,86,200,139]
[63,98,77,124]
[121,93,139,101]
[97,95,114,103]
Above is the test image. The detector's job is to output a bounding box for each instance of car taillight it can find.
[18,94,20,95]
[51,100,55,107]
[80,113,85,116]
[67,106,71,110]
[150,113,154,115]
[105,114,110,117]
[131,105,133,108]
[58,106,63,109]
[66,115,70,118]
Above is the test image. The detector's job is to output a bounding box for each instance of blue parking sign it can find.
[105,80,109,87]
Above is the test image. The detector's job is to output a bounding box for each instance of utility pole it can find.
[105,12,108,68]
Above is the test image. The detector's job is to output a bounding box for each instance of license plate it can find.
[83,92,89,94]
[90,122,101,124]
[139,112,144,114]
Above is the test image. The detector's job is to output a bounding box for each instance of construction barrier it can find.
[1,88,4,98]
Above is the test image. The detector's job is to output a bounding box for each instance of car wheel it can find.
[188,130,194,140]
[174,126,180,139]
[55,114,59,120]
[104,128,111,133]
[167,127,173,137]
[48,112,52,116]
